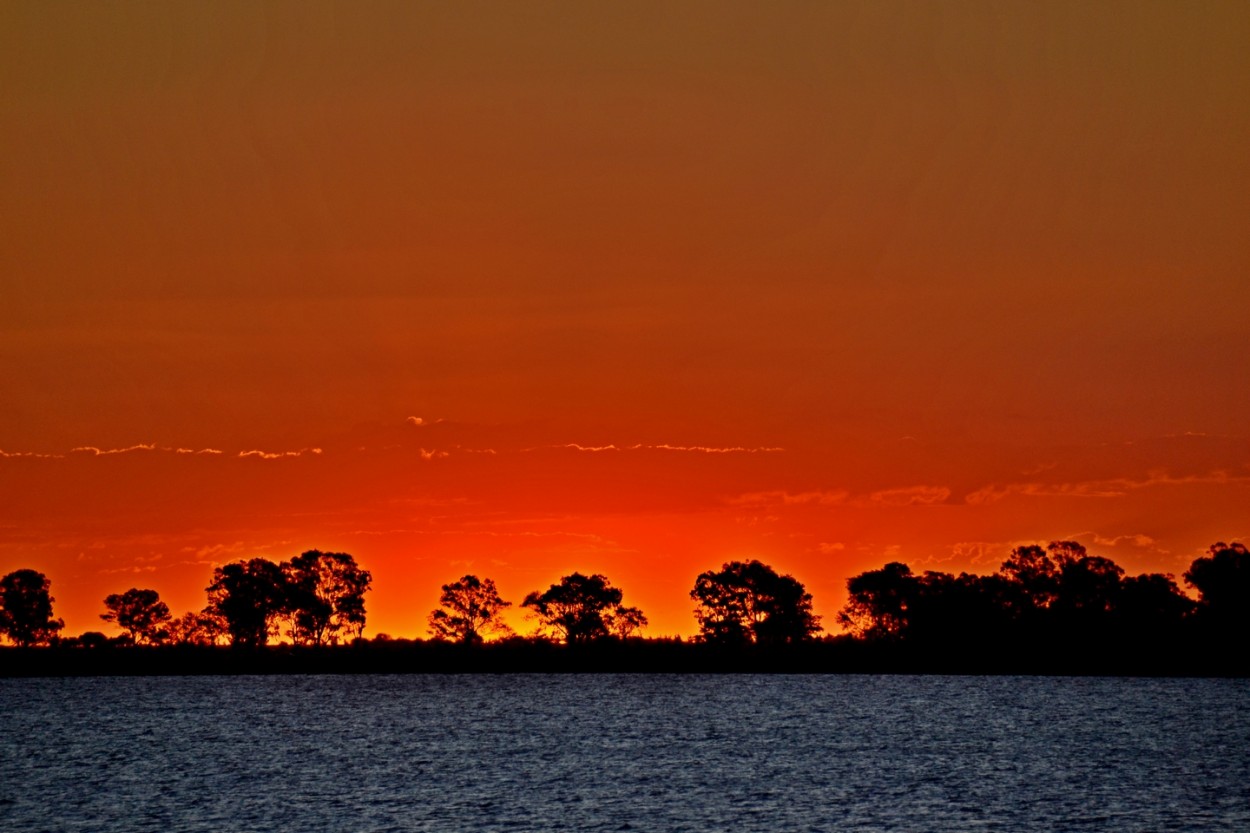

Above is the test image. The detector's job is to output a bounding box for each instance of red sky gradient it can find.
[2,2,1248,639]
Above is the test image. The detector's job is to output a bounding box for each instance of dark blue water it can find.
[1,675,1247,832]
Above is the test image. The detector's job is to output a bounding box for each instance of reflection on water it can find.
[1,675,1248,832]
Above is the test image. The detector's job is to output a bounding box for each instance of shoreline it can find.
[3,640,1246,679]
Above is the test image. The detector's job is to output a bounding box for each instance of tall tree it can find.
[205,558,289,648]
[101,588,172,645]
[1184,542,1250,613]
[283,550,372,645]
[428,574,512,644]
[1184,542,1250,639]
[836,561,918,640]
[999,544,1060,610]
[1053,555,1124,616]
[523,573,640,644]
[693,560,820,645]
[0,569,64,647]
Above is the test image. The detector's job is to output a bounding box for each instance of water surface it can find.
[1,675,1247,832]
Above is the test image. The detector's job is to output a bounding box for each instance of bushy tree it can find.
[428,574,512,644]
[284,550,372,645]
[1185,542,1250,641]
[1053,555,1124,617]
[606,605,648,639]
[1118,573,1194,632]
[523,573,641,644]
[101,588,172,645]
[837,561,917,640]
[0,569,64,647]
[166,611,227,646]
[693,560,820,645]
[1185,542,1250,613]
[206,558,288,648]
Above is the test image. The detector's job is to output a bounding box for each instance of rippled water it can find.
[1,674,1247,832]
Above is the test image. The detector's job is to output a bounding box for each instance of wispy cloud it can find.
[72,443,158,455]
[729,490,851,507]
[182,541,250,561]
[867,486,951,506]
[646,444,784,454]
[237,448,323,460]
[964,470,1250,505]
[4,444,226,459]
[540,443,784,454]
[0,448,65,459]
[730,486,950,508]
[1091,533,1157,549]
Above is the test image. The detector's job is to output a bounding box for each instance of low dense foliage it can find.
[2,541,1248,675]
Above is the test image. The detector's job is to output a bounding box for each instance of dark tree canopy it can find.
[101,588,171,645]
[0,569,64,647]
[838,539,1221,655]
[166,610,226,646]
[523,573,640,644]
[692,560,821,645]
[1184,542,1250,638]
[837,561,917,640]
[606,605,648,639]
[839,565,1032,643]
[206,558,289,648]
[284,550,372,645]
[204,552,370,647]
[1054,555,1124,616]
[428,574,512,644]
[1119,573,1195,628]
[1184,542,1250,613]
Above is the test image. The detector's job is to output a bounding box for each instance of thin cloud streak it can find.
[237,448,324,459]
[730,486,951,509]
[3,444,227,459]
[542,443,785,454]
[964,470,1250,505]
[72,443,158,455]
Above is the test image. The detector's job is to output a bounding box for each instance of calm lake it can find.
[1,675,1247,832]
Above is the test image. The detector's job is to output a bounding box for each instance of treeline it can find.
[1,541,1247,675]
[0,554,818,650]
[838,541,1250,673]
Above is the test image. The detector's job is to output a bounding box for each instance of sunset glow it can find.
[2,2,1248,640]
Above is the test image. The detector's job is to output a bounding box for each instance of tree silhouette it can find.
[284,550,372,645]
[606,605,648,639]
[206,558,288,648]
[692,560,820,645]
[999,544,1060,610]
[1053,554,1124,618]
[1184,542,1250,640]
[101,588,172,645]
[1118,572,1194,634]
[0,569,64,647]
[1185,542,1250,613]
[166,610,226,646]
[523,573,639,644]
[428,575,512,644]
[837,561,918,640]
[836,541,1233,667]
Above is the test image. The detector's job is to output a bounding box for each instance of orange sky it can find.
[2,2,1248,639]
